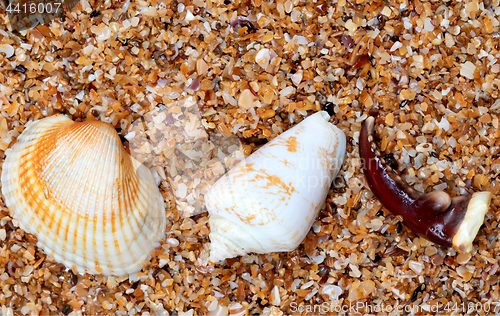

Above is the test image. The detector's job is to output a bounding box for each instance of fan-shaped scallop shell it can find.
[1,115,166,276]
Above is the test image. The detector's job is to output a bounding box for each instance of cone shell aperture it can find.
[206,111,346,263]
[1,115,166,276]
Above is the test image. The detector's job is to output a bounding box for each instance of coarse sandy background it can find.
[1,0,500,315]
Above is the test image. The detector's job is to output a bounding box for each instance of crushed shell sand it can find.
[1,0,500,315]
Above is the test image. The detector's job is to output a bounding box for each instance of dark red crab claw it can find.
[359,115,491,252]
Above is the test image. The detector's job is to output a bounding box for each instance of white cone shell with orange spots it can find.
[1,115,166,276]
[206,111,346,263]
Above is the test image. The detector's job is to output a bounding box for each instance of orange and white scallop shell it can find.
[1,115,166,276]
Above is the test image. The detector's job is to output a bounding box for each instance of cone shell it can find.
[1,115,166,276]
[206,111,346,262]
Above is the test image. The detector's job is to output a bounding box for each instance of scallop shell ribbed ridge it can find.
[1,115,166,276]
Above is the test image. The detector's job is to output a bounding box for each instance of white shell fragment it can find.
[0,44,14,58]
[1,115,166,276]
[206,111,346,263]
[255,48,271,69]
